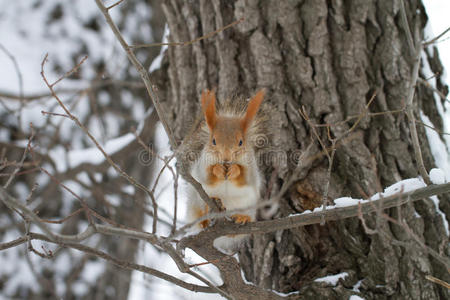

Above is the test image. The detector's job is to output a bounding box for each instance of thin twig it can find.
[3,124,34,188]
[399,2,431,184]
[41,110,71,119]
[40,53,160,216]
[425,275,450,289]
[399,0,415,56]
[95,0,220,212]
[321,137,336,225]
[0,80,145,101]
[28,144,95,228]
[300,92,377,225]
[423,26,450,46]
[171,170,179,234]
[0,43,24,131]
[357,202,377,235]
[416,120,450,136]
[188,259,221,268]
[299,107,330,160]
[379,204,450,271]
[418,77,450,103]
[49,55,88,87]
[107,0,125,11]
[131,18,244,49]
[313,108,404,128]
[39,208,84,224]
[5,233,219,294]
[25,182,39,204]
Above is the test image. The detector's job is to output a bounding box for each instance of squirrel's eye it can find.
[212,138,216,145]
[239,140,243,146]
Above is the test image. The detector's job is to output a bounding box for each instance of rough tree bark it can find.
[158,0,449,299]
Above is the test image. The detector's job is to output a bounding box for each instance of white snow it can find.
[105,194,121,206]
[149,24,169,73]
[423,0,450,84]
[349,296,365,300]
[430,195,449,235]
[420,111,450,180]
[80,260,105,282]
[370,178,426,200]
[49,132,135,173]
[270,289,301,297]
[293,176,449,236]
[122,185,136,195]
[352,279,363,292]
[0,231,40,295]
[292,177,428,217]
[292,174,450,237]
[314,272,348,286]
[429,168,446,184]
[422,0,450,236]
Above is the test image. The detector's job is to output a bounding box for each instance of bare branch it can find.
[377,203,450,270]
[39,208,84,224]
[28,145,95,227]
[48,55,88,87]
[3,124,34,188]
[425,275,450,289]
[40,54,160,215]
[399,0,415,55]
[106,0,125,11]
[357,202,377,235]
[41,110,71,119]
[399,2,431,184]
[416,120,450,136]
[418,77,450,103]
[0,43,24,130]
[0,186,230,296]
[200,182,450,236]
[423,26,450,46]
[0,232,218,294]
[0,80,145,101]
[94,0,221,212]
[300,107,330,160]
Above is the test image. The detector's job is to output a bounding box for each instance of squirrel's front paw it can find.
[231,214,252,224]
[200,219,210,228]
[226,164,241,180]
[196,205,210,228]
[212,164,226,179]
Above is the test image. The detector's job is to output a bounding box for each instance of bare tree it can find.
[156,0,450,299]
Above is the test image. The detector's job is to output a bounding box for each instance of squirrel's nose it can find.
[222,150,232,163]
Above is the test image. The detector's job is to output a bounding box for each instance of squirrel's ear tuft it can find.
[241,89,265,133]
[201,89,217,130]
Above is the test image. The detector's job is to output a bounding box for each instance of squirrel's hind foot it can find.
[231,214,252,224]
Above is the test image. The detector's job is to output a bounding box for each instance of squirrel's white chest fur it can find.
[203,180,258,212]
[189,150,261,216]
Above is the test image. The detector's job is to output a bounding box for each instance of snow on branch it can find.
[189,178,450,237]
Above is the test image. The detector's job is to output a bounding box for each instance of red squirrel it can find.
[186,89,265,251]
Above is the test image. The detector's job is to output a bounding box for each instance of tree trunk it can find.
[160,0,449,299]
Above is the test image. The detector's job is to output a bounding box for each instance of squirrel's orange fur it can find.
[186,89,266,252]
